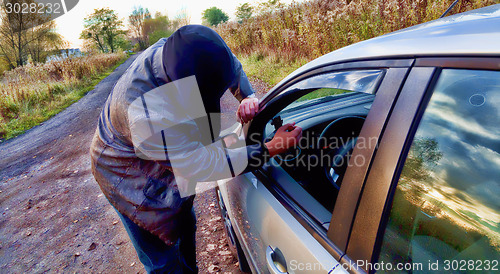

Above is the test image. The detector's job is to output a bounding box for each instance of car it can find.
[216,4,500,274]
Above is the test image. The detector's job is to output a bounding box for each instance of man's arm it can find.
[228,53,254,101]
[228,54,260,123]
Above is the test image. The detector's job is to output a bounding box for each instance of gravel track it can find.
[0,53,270,273]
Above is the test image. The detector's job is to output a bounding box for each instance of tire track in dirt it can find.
[0,53,144,273]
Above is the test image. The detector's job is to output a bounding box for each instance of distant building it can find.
[46,48,83,62]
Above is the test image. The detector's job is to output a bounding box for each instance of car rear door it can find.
[345,57,500,273]
[218,59,413,273]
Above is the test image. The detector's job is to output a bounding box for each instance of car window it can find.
[378,69,500,272]
[262,70,384,223]
[264,70,383,137]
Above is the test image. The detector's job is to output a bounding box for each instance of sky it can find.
[55,0,298,48]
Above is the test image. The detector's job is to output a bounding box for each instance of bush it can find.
[148,29,174,45]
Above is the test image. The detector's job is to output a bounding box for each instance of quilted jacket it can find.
[90,26,266,245]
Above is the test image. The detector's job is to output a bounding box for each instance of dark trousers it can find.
[115,205,198,274]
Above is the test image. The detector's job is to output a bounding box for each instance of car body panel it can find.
[218,173,344,273]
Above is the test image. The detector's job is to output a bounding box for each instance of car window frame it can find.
[345,56,500,273]
[246,58,414,262]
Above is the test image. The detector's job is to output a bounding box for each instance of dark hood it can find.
[162,25,237,114]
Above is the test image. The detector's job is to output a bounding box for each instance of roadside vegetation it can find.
[0,3,190,140]
[1,0,496,139]
[216,0,497,86]
[0,2,66,74]
[238,53,306,86]
[126,7,191,51]
[0,53,127,140]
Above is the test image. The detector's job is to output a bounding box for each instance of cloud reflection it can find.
[400,68,500,250]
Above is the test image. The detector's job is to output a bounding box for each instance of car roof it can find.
[273,4,500,90]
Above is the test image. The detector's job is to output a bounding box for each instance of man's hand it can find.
[265,123,302,157]
[237,97,259,124]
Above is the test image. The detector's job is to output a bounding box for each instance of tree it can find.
[26,21,67,63]
[115,34,132,51]
[143,13,173,45]
[0,0,63,67]
[256,0,283,15]
[173,8,191,29]
[127,9,188,50]
[128,6,151,50]
[80,8,125,53]
[236,3,253,23]
[202,7,229,26]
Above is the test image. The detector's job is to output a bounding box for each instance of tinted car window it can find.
[378,69,500,272]
[265,70,383,137]
[262,70,384,216]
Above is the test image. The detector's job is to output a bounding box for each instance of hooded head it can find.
[162,25,236,114]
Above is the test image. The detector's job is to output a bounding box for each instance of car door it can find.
[345,57,500,273]
[218,59,413,273]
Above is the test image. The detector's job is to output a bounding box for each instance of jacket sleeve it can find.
[228,53,255,102]
[131,115,269,183]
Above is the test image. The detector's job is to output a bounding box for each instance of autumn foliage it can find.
[0,53,126,138]
[215,0,496,62]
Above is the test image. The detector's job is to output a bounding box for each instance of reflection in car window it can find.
[263,70,384,220]
[379,69,500,272]
[276,70,383,119]
[286,70,383,94]
[265,70,383,137]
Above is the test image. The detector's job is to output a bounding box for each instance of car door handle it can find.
[266,246,288,273]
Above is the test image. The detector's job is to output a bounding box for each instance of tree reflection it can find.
[399,137,442,205]
[401,137,442,182]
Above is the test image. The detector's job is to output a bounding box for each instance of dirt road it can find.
[0,53,269,273]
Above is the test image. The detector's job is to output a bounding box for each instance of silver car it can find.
[217,4,500,273]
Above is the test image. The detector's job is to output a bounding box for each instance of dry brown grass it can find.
[216,0,496,62]
[0,52,126,139]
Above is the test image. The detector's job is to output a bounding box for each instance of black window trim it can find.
[345,66,437,272]
[369,67,442,269]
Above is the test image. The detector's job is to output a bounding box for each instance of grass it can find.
[297,88,348,102]
[238,53,308,87]
[0,53,127,140]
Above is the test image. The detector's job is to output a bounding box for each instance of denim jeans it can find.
[115,203,198,274]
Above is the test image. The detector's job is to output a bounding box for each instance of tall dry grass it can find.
[0,53,126,139]
[216,0,496,62]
